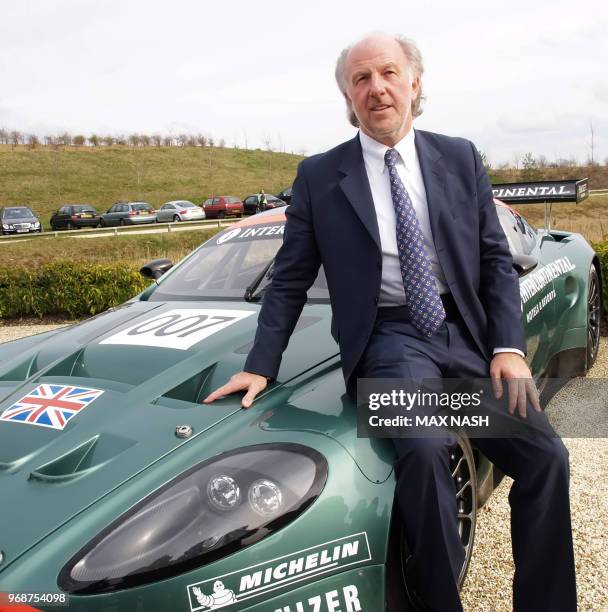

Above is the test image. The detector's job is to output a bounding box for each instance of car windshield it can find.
[72,205,96,213]
[133,203,153,211]
[178,202,197,208]
[148,220,329,302]
[3,208,34,219]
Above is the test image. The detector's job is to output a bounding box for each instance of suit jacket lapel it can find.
[415,130,447,245]
[338,134,382,252]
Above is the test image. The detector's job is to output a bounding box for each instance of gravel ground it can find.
[0,323,606,610]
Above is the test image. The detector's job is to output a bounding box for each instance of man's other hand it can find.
[490,353,541,418]
[203,371,268,408]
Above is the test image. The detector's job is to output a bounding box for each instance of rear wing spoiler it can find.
[491,179,589,204]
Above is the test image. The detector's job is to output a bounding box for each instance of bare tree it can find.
[128,133,141,147]
[9,130,23,147]
[26,134,40,149]
[479,150,491,171]
[58,132,72,146]
[0,128,8,144]
[102,135,115,146]
[218,138,226,148]
[162,135,173,147]
[208,136,215,147]
[263,134,273,151]
[152,134,162,147]
[89,134,100,147]
[196,134,207,147]
[140,134,151,147]
[115,134,127,145]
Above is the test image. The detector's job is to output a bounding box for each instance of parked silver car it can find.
[99,202,156,227]
[156,200,206,223]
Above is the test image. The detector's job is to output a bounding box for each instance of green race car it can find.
[0,180,601,611]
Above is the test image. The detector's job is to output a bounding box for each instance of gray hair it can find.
[334,33,425,127]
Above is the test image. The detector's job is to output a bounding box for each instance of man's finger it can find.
[517,380,527,418]
[507,378,518,415]
[203,381,242,403]
[491,370,503,399]
[527,379,542,412]
[242,383,264,409]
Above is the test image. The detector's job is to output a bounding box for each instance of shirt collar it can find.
[359,128,417,174]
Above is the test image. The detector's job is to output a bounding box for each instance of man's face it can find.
[344,36,420,147]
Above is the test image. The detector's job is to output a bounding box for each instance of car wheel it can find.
[387,436,477,610]
[218,211,226,219]
[173,214,180,222]
[120,218,126,226]
[100,219,106,228]
[255,205,261,214]
[67,221,74,230]
[586,265,601,370]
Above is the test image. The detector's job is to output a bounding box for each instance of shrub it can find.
[0,261,150,319]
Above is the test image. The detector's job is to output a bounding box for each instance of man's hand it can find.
[203,371,268,409]
[490,353,541,418]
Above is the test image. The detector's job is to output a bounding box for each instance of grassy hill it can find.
[0,145,303,227]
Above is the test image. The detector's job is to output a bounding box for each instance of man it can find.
[205,33,576,611]
[257,189,268,212]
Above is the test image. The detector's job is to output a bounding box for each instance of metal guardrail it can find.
[0,218,240,242]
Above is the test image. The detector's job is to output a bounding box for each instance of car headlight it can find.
[2,224,9,229]
[33,221,40,227]
[59,443,327,594]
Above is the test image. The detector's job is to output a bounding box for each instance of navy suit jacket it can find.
[244,130,526,397]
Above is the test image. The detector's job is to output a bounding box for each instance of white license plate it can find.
[16,229,28,233]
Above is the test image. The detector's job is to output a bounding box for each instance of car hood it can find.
[0,300,341,562]
[2,216,38,224]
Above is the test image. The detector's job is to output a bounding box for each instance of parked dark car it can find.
[0,206,42,235]
[243,193,286,214]
[276,186,292,205]
[201,196,243,219]
[100,202,157,227]
[50,204,100,230]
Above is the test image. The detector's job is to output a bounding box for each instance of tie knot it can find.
[384,148,400,169]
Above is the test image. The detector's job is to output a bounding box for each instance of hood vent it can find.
[29,434,135,484]
[159,363,218,405]
[0,352,40,382]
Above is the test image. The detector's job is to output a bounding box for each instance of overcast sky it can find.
[1,0,606,165]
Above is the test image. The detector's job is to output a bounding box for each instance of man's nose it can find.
[369,73,387,96]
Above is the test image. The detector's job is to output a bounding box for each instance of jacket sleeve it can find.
[244,160,322,379]
[472,141,527,355]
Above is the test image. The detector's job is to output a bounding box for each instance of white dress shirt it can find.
[359,128,524,358]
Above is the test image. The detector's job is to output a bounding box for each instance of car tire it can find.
[586,264,601,370]
[67,222,74,230]
[386,436,477,611]
[255,205,261,214]
[100,219,106,228]
[173,215,180,222]
[120,219,126,226]
[218,211,226,219]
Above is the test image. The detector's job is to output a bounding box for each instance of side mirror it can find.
[512,253,538,276]
[140,258,173,280]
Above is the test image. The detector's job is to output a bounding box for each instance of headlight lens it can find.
[59,443,327,594]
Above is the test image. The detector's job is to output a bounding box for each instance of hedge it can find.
[593,240,608,314]
[0,261,151,319]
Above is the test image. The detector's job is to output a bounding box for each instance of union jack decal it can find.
[0,384,104,430]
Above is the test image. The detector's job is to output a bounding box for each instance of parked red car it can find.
[201,196,244,219]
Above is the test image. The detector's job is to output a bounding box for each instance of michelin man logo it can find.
[192,580,238,609]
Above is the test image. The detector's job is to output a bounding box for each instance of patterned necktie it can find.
[384,147,445,336]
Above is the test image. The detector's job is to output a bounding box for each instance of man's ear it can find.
[411,73,421,98]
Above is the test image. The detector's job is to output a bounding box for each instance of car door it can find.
[497,206,554,372]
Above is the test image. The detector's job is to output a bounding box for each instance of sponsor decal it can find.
[526,289,556,323]
[212,224,285,246]
[99,309,255,350]
[492,185,572,199]
[0,384,104,430]
[216,228,242,244]
[274,584,362,612]
[519,256,575,304]
[186,533,371,611]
